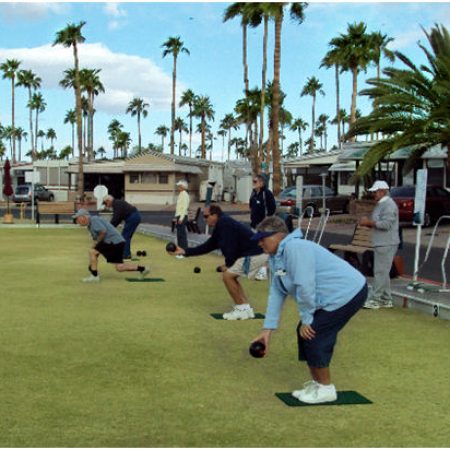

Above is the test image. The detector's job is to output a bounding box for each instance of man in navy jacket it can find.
[167,205,268,320]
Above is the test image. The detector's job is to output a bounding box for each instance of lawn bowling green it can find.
[0,228,449,447]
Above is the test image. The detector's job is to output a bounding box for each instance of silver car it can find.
[13,183,55,203]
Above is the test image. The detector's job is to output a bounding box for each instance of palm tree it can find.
[268,2,307,194]
[96,146,106,159]
[107,119,123,158]
[15,127,27,161]
[81,96,89,156]
[174,116,188,156]
[46,128,57,148]
[347,24,450,179]
[2,126,14,159]
[220,113,238,161]
[37,129,46,152]
[16,69,41,160]
[28,92,46,154]
[331,22,372,130]
[285,142,299,159]
[79,68,105,161]
[290,117,308,156]
[53,21,86,199]
[217,129,227,161]
[179,89,196,157]
[193,95,215,159]
[317,114,330,151]
[0,141,6,161]
[64,109,77,156]
[126,97,149,154]
[116,131,131,158]
[279,107,292,154]
[155,125,170,151]
[369,31,395,80]
[321,39,346,149]
[1,59,21,163]
[162,36,190,155]
[59,145,72,160]
[301,76,325,152]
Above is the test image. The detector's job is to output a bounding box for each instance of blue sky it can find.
[0,1,449,161]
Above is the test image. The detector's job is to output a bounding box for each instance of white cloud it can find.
[0,3,69,22]
[0,42,181,115]
[103,3,127,31]
[390,29,424,51]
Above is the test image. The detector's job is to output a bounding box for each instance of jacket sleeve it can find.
[185,233,218,257]
[266,190,276,216]
[263,277,288,329]
[374,202,397,231]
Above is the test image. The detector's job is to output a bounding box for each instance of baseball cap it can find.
[368,180,390,191]
[176,180,188,189]
[72,208,90,219]
[251,231,277,241]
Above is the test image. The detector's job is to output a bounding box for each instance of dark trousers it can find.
[122,211,141,258]
[176,216,188,250]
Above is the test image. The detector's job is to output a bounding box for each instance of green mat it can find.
[276,391,372,407]
[210,313,265,320]
[126,278,165,282]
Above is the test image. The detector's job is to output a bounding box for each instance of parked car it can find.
[13,183,55,204]
[390,185,450,226]
[276,185,350,215]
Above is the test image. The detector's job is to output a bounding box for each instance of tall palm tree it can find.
[179,89,195,157]
[369,31,395,80]
[1,59,21,163]
[174,116,188,156]
[290,117,308,156]
[217,129,227,161]
[16,69,41,160]
[317,114,330,151]
[331,22,372,130]
[126,97,149,154]
[59,145,73,161]
[220,113,238,161]
[347,24,450,179]
[268,2,307,194]
[15,127,27,161]
[37,129,46,152]
[79,68,105,161]
[162,36,190,155]
[64,109,76,156]
[301,76,325,152]
[46,128,57,148]
[28,92,46,154]
[53,21,86,199]
[107,119,123,158]
[193,95,215,159]
[279,107,292,154]
[116,131,131,158]
[155,125,170,151]
[81,96,89,156]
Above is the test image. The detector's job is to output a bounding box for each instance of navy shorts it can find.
[296,284,368,368]
[95,241,125,264]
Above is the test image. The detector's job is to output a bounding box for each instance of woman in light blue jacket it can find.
[251,216,368,404]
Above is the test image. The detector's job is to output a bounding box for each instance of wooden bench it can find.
[328,224,373,273]
[36,201,76,225]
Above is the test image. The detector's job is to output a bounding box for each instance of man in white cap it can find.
[174,180,190,258]
[359,180,400,309]
[73,209,149,282]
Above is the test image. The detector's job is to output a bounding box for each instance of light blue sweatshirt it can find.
[263,229,366,328]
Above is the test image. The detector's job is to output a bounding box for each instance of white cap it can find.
[368,180,390,191]
[176,180,188,189]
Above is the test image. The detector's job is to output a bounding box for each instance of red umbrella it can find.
[2,159,13,214]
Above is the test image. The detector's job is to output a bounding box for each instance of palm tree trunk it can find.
[170,55,177,155]
[189,106,193,158]
[73,44,84,199]
[227,130,231,161]
[11,78,16,163]
[201,116,206,159]
[28,88,35,160]
[137,113,142,153]
[350,66,358,143]
[259,15,268,170]
[35,110,39,154]
[179,131,182,156]
[71,124,75,157]
[310,95,316,152]
[271,13,283,195]
[335,64,342,149]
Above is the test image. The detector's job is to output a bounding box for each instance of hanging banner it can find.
[413,168,427,225]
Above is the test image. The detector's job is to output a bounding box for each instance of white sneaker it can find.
[380,299,394,308]
[82,274,100,283]
[363,299,380,309]
[222,307,255,320]
[140,267,150,278]
[175,255,185,259]
[255,266,268,281]
[296,383,337,404]
[292,380,319,399]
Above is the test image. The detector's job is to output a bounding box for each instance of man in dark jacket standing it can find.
[167,205,268,320]
[103,195,141,260]
[249,174,276,280]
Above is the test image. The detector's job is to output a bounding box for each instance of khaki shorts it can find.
[227,253,268,279]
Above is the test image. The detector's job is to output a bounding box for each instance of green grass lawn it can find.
[0,228,449,447]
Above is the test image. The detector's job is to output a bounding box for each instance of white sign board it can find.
[296,175,303,215]
[94,184,108,210]
[413,169,427,225]
[25,171,40,183]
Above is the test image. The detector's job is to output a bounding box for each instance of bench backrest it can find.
[38,201,75,215]
[351,224,373,248]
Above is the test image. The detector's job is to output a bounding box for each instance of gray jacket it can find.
[371,196,400,247]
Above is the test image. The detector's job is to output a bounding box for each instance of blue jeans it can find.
[176,216,188,250]
[122,211,141,258]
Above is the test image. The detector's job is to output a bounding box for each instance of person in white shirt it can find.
[174,180,190,257]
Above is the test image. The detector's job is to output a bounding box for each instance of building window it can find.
[129,174,140,184]
[159,173,169,184]
[141,173,158,184]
